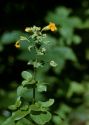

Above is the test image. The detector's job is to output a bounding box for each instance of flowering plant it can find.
[2,23,57,125]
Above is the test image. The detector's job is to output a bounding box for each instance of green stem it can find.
[33,48,37,104]
[33,62,37,104]
[33,86,35,104]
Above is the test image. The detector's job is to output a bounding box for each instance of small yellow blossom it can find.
[42,22,57,32]
[15,41,20,48]
[48,22,57,31]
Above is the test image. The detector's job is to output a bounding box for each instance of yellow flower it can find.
[48,22,57,31]
[42,22,57,32]
[15,41,20,48]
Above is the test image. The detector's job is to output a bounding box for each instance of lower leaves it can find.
[30,111,52,125]
[11,109,31,121]
[2,99,54,125]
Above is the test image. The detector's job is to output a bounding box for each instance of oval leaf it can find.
[37,84,47,92]
[21,71,33,81]
[30,103,41,111]
[22,80,35,86]
[38,99,54,108]
[12,109,31,121]
[9,97,21,110]
[2,117,15,125]
[17,86,28,97]
[30,111,52,125]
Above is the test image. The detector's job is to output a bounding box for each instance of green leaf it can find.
[17,86,28,97]
[22,80,35,86]
[38,99,54,108]
[53,115,62,125]
[8,105,17,110]
[20,104,29,111]
[67,81,85,98]
[57,47,77,61]
[20,36,28,41]
[73,35,81,44]
[2,117,15,125]
[30,103,41,111]
[37,84,47,92]
[12,109,31,121]
[15,97,22,107]
[30,102,48,112]
[16,118,33,125]
[1,31,21,44]
[30,111,52,125]
[45,7,71,24]
[21,71,33,81]
[22,80,29,86]
[9,97,21,110]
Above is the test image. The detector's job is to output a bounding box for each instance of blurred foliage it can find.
[0,1,89,125]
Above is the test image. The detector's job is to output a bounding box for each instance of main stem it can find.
[33,65,36,104]
[33,86,35,104]
[32,47,38,104]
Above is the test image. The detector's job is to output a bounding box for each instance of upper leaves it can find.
[21,71,33,81]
